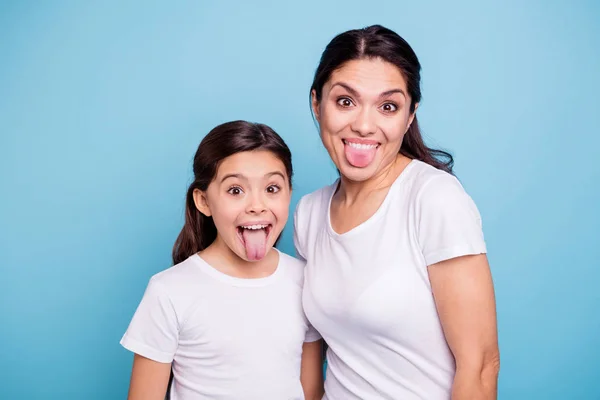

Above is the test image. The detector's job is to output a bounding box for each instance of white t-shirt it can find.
[120,249,321,400]
[294,160,487,400]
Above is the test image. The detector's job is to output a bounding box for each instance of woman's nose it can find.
[351,107,377,136]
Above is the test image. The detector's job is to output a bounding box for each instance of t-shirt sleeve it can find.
[293,196,320,341]
[416,174,487,266]
[120,276,179,363]
[304,321,322,342]
[293,198,307,262]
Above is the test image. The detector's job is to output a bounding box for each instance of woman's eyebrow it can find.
[330,82,406,100]
[380,88,406,99]
[330,82,360,98]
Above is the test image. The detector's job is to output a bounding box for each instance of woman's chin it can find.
[337,150,405,183]
[338,162,380,182]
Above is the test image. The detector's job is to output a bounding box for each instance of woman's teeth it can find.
[344,140,378,150]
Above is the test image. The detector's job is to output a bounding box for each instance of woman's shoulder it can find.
[407,159,457,184]
[404,160,480,223]
[295,180,338,216]
[404,160,465,200]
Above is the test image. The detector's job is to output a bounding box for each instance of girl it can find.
[121,121,323,400]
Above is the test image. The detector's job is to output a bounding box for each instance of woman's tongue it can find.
[344,141,377,168]
[241,228,267,261]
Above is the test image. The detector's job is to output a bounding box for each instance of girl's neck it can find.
[337,154,412,206]
[199,236,279,279]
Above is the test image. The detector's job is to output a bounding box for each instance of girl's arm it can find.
[428,254,500,400]
[126,354,173,400]
[300,339,325,400]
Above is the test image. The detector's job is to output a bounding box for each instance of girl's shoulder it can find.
[144,255,207,303]
[275,250,307,289]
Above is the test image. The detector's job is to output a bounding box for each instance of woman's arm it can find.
[428,254,500,400]
[300,339,325,400]
[126,354,173,400]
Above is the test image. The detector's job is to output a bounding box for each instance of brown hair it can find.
[310,24,453,173]
[172,120,293,265]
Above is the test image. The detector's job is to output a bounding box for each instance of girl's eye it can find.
[381,103,398,113]
[266,185,280,194]
[227,186,243,195]
[337,97,354,108]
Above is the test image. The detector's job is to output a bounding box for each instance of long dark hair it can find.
[172,120,293,265]
[310,24,453,173]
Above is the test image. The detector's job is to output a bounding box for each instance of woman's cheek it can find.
[321,104,350,132]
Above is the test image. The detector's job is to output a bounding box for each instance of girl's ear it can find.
[193,189,211,217]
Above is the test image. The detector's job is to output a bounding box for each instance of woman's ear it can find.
[311,89,320,122]
[407,102,419,132]
[193,189,211,217]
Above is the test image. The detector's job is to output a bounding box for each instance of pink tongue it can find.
[344,143,377,168]
[242,229,268,261]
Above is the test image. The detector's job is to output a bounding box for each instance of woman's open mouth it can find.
[342,139,380,168]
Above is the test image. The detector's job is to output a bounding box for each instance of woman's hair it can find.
[172,120,293,265]
[310,24,453,173]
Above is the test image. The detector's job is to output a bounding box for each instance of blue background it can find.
[1,1,599,399]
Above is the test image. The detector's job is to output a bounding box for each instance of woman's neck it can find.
[337,154,412,206]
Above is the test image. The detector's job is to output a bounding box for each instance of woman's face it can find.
[312,58,417,183]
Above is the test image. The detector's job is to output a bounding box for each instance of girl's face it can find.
[195,150,291,262]
[312,58,417,183]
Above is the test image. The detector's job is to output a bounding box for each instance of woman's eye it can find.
[381,103,398,112]
[337,97,354,108]
[227,186,243,195]
[266,185,280,194]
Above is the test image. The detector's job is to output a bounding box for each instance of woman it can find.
[294,25,499,399]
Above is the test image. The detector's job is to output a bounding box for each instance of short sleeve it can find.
[120,276,179,363]
[304,321,322,342]
[293,199,307,262]
[416,175,487,266]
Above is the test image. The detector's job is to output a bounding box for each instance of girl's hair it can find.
[172,120,293,265]
[310,24,453,173]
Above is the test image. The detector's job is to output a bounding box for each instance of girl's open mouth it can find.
[236,224,273,261]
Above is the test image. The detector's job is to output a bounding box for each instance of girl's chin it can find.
[233,239,276,263]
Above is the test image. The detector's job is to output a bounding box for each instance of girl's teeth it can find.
[243,224,267,230]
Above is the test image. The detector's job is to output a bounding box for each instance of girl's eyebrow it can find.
[265,171,286,180]
[220,173,245,183]
[220,171,286,183]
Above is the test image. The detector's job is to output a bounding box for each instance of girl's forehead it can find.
[216,151,288,180]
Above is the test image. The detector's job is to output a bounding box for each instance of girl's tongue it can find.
[241,228,268,261]
[344,140,378,168]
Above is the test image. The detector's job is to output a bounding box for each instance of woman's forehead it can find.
[327,58,408,95]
